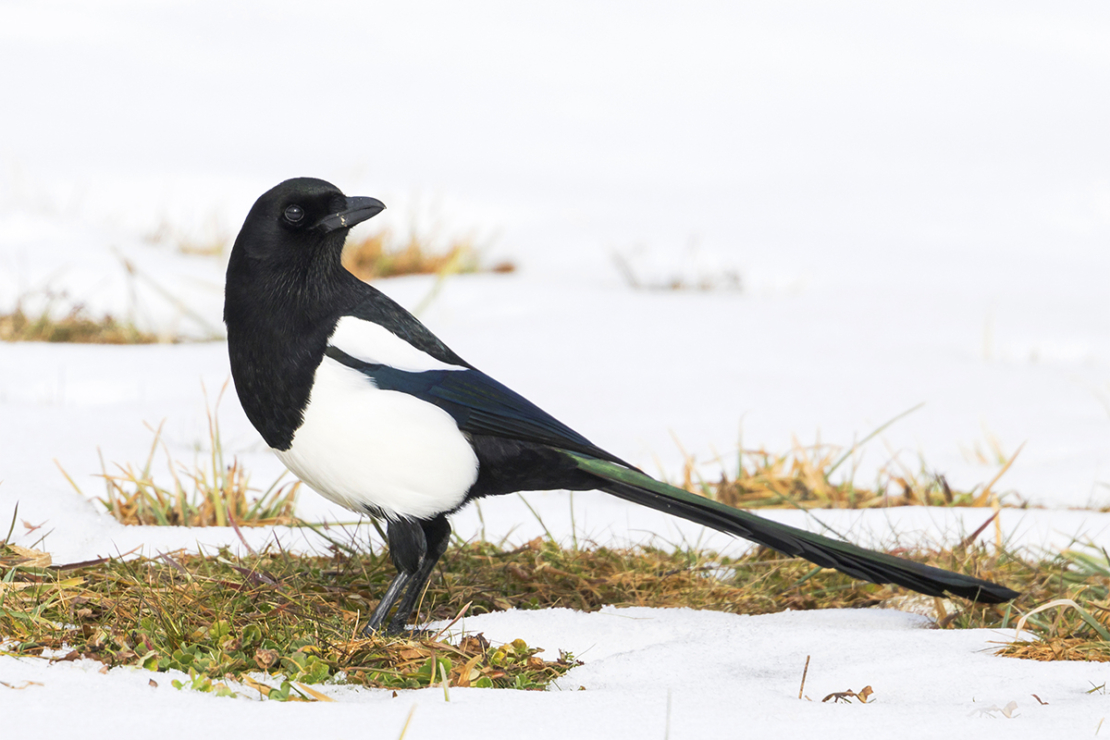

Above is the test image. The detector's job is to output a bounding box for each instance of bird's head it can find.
[230,177,386,268]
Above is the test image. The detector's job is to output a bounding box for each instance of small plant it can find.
[59,386,299,527]
[999,547,1110,662]
[341,228,514,282]
[667,408,1025,512]
[0,303,156,344]
[672,441,1024,511]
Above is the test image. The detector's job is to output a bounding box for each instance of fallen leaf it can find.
[253,648,279,670]
[821,687,875,704]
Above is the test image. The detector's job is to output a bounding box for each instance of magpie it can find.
[224,177,1019,634]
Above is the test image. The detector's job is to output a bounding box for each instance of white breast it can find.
[275,355,479,520]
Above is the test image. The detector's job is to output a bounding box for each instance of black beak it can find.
[318,196,386,233]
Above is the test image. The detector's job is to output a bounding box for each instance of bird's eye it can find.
[283,205,305,224]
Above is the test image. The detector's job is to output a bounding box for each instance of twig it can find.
[431,601,474,642]
[959,510,1000,548]
[798,655,811,699]
[397,705,417,740]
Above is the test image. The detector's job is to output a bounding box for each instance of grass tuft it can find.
[996,548,1110,662]
[0,304,156,344]
[667,427,1026,512]
[341,229,514,283]
[61,387,299,527]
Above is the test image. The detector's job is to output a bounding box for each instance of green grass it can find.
[0,540,577,699]
[28,397,1102,699]
[4,523,1110,701]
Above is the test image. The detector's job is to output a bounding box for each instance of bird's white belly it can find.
[274,357,479,520]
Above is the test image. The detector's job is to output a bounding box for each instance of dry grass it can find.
[0,305,156,344]
[996,549,1110,662]
[426,534,1023,624]
[0,542,577,697]
[667,409,1026,512]
[60,387,299,527]
[675,443,1022,511]
[34,395,1102,684]
[342,229,514,282]
[3,529,1106,701]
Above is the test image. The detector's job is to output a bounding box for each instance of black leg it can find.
[363,570,411,633]
[385,516,452,634]
[362,518,427,635]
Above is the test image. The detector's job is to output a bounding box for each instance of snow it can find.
[2,608,1108,739]
[2,1,1110,737]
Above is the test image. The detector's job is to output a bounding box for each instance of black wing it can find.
[343,289,472,368]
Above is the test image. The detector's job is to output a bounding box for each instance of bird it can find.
[224,177,1019,634]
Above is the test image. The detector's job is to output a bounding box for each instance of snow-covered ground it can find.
[2,2,1109,737]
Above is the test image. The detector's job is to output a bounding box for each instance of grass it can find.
[59,386,299,527]
[341,228,514,283]
[998,548,1110,662]
[664,406,1027,512]
[0,540,578,698]
[671,441,1023,511]
[3,528,1110,700]
[31,398,1101,697]
[0,304,156,344]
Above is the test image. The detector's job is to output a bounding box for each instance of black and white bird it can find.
[224,177,1018,634]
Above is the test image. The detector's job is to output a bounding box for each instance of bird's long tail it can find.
[569,453,1018,603]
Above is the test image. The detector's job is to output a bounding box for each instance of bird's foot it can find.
[359,622,430,640]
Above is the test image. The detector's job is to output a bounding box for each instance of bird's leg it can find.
[385,516,451,635]
[362,518,427,635]
[363,570,411,633]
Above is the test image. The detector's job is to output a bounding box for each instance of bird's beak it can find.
[317,196,386,233]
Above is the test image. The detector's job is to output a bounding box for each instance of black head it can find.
[224,179,386,447]
[225,177,386,333]
[230,177,386,265]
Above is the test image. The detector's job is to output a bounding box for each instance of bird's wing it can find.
[324,345,628,465]
[343,291,471,367]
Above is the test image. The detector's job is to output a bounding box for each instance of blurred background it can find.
[1,0,1108,516]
